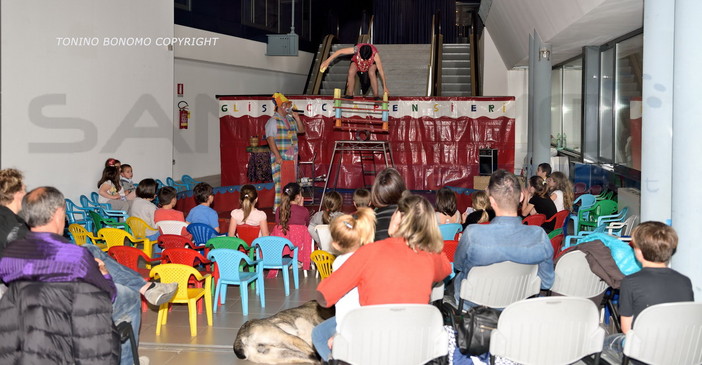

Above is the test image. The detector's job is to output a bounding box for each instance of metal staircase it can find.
[441,43,472,96]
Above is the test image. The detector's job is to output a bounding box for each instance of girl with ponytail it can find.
[228,184,269,237]
[274,182,310,235]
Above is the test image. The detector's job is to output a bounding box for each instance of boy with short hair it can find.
[186,182,220,232]
[603,221,694,361]
[352,188,371,208]
[536,163,552,180]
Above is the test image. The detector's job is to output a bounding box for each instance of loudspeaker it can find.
[479,149,498,175]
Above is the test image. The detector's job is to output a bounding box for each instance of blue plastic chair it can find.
[181,175,203,190]
[569,194,597,234]
[82,194,110,210]
[65,198,93,232]
[438,223,463,240]
[80,195,128,222]
[187,223,224,246]
[253,236,299,296]
[155,179,165,191]
[207,249,264,315]
[166,177,188,192]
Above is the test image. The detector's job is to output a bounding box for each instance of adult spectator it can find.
[453,169,555,306]
[0,186,176,365]
[265,92,305,212]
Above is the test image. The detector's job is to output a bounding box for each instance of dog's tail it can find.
[233,337,246,359]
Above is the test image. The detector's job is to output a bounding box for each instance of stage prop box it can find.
[218,96,515,191]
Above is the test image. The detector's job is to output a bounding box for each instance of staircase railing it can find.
[427,13,443,96]
[307,34,336,95]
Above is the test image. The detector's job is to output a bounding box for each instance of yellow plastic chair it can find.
[126,216,158,240]
[150,263,213,337]
[68,223,105,249]
[310,250,335,279]
[97,227,153,258]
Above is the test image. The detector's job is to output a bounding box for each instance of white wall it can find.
[172,26,313,180]
[482,28,529,174]
[1,0,174,202]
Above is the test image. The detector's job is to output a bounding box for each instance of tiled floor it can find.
[138,270,322,364]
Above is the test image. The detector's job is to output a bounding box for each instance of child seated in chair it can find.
[154,186,190,238]
[352,188,371,209]
[312,207,375,362]
[186,182,220,232]
[120,164,136,198]
[308,190,343,246]
[602,221,694,363]
[228,184,268,238]
[274,182,310,235]
[128,178,159,242]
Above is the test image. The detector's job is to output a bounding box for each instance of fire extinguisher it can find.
[178,101,190,129]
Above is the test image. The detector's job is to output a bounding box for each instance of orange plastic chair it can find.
[68,223,104,248]
[97,227,153,258]
[157,234,194,250]
[126,216,158,240]
[522,214,546,226]
[150,263,213,337]
[236,224,262,246]
[550,233,565,259]
[310,250,335,279]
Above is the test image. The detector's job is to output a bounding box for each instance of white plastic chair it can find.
[315,224,335,253]
[332,304,448,365]
[551,251,609,299]
[607,214,638,237]
[623,302,702,365]
[490,297,605,365]
[156,220,189,235]
[459,261,541,309]
[430,282,444,303]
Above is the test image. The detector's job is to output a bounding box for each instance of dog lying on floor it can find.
[233,301,335,364]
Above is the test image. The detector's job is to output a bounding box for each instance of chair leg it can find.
[188,299,198,337]
[292,262,299,289]
[204,291,213,327]
[156,305,165,335]
[116,321,140,365]
[240,284,248,316]
[258,274,266,308]
[282,265,291,296]
[213,283,221,313]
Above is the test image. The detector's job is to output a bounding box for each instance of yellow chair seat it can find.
[150,263,213,337]
[97,227,153,258]
[310,250,336,280]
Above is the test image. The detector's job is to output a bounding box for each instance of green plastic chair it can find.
[87,210,131,235]
[575,199,618,233]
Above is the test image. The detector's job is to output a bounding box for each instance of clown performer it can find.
[320,43,389,99]
[265,92,306,211]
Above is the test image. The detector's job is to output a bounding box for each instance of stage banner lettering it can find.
[218,96,515,191]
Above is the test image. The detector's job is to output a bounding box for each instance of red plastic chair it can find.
[236,224,261,246]
[108,246,161,311]
[543,210,570,232]
[522,214,546,226]
[442,240,459,263]
[158,234,194,250]
[550,234,565,259]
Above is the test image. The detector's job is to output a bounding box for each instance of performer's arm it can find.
[374,53,389,95]
[267,136,283,164]
[291,111,305,134]
[320,47,355,71]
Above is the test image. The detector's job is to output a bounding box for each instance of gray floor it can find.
[138,270,321,364]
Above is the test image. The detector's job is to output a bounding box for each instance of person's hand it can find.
[320,59,330,72]
[275,155,283,165]
[95,258,109,275]
[383,86,390,96]
[327,335,335,351]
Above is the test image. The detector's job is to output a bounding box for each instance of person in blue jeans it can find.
[0,185,177,365]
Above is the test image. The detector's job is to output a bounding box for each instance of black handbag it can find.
[454,305,501,356]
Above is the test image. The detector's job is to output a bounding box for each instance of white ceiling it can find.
[483,0,643,68]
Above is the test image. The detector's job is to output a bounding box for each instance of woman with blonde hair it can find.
[315,192,451,309]
[463,191,495,227]
[547,171,574,211]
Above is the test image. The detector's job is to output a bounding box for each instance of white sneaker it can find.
[139,355,150,365]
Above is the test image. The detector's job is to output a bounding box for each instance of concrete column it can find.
[641,0,674,223]
[530,31,552,173]
[525,33,535,177]
[671,0,702,300]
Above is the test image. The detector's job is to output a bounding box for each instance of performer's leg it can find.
[368,64,379,97]
[271,158,282,212]
[345,63,358,96]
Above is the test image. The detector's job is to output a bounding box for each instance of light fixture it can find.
[539,47,551,61]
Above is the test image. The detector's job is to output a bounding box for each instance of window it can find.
[599,47,615,163]
[551,57,582,153]
[614,34,643,170]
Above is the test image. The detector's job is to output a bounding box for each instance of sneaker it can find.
[139,356,150,365]
[143,282,178,306]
